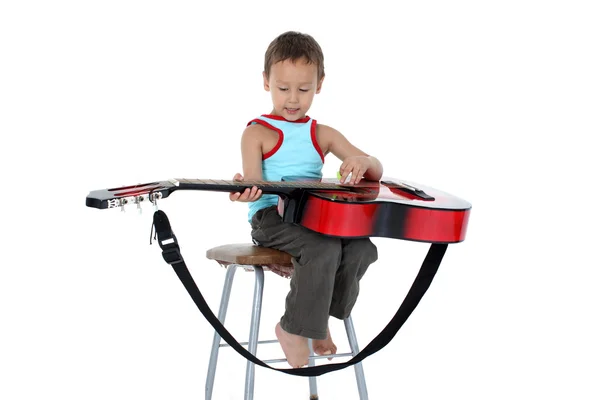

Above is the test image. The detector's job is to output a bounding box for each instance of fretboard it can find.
[175,178,350,195]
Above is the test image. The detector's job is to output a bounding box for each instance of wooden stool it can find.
[205,243,368,400]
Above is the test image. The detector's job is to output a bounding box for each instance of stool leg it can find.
[307,339,319,399]
[344,316,369,400]
[205,264,237,400]
[244,266,265,400]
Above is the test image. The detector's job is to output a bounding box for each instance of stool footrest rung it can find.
[219,339,280,348]
[263,352,354,364]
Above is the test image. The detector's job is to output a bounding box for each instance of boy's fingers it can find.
[230,187,262,202]
[233,173,243,182]
[342,164,356,184]
[354,165,366,184]
[352,166,361,185]
[232,189,248,201]
[340,168,350,184]
[339,162,349,182]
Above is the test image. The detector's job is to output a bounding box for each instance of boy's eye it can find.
[278,88,309,92]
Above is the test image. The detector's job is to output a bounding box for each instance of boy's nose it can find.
[289,91,299,103]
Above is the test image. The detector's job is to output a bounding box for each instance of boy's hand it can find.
[339,156,371,185]
[229,173,263,202]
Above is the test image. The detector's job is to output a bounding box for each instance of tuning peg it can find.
[150,193,160,211]
[135,196,143,215]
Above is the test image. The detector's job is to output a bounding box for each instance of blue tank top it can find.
[247,114,324,222]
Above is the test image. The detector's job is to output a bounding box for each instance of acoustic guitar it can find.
[86,177,471,244]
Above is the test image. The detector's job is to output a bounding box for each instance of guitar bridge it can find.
[381,180,435,201]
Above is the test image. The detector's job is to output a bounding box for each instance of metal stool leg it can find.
[244,266,265,400]
[205,265,237,400]
[307,339,319,399]
[344,316,368,400]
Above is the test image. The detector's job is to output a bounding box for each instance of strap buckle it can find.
[157,233,183,265]
[152,210,184,265]
[161,245,183,265]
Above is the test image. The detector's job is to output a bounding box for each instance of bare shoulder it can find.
[316,123,341,137]
[316,123,344,154]
[243,122,272,140]
[316,123,368,161]
[242,121,281,157]
[241,123,272,147]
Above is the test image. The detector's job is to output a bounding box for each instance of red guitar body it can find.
[278,178,470,244]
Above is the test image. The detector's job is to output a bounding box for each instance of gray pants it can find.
[250,206,378,340]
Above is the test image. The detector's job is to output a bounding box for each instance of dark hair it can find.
[264,31,325,81]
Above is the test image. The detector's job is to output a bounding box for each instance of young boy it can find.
[229,31,382,368]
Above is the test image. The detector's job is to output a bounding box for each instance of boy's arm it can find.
[230,125,264,202]
[240,124,265,181]
[318,124,383,185]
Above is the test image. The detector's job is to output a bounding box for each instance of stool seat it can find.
[206,243,293,266]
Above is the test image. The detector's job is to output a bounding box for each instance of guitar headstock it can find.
[86,179,179,210]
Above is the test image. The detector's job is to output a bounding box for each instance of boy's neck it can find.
[267,109,310,122]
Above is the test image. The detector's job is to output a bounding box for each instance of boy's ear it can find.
[316,75,325,94]
[263,71,270,91]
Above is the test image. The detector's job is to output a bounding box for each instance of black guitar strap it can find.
[152,209,447,377]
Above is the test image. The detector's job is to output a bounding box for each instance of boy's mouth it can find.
[285,108,300,114]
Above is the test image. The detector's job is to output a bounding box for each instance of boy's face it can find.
[263,58,323,121]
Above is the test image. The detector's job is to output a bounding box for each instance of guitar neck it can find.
[85,178,351,210]
[175,178,350,195]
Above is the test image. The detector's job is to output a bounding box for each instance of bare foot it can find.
[275,323,310,368]
[312,327,337,361]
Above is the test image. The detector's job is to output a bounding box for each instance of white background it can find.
[1,1,599,399]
